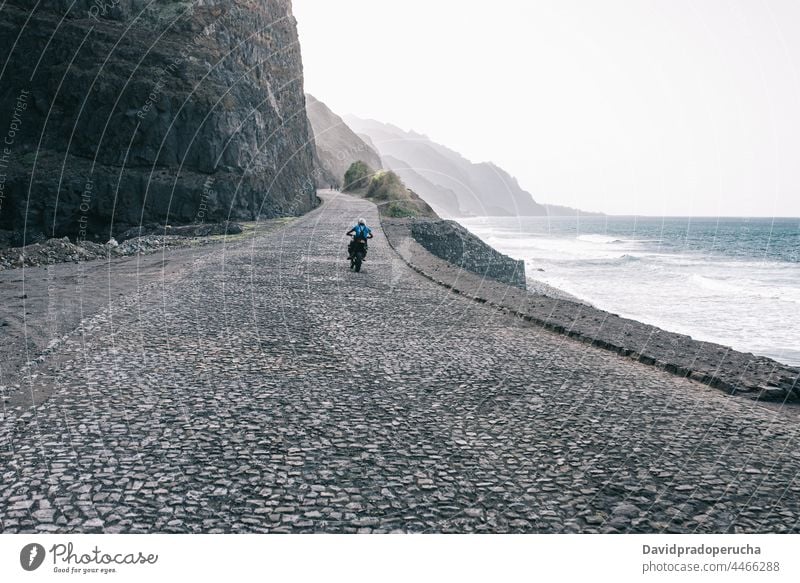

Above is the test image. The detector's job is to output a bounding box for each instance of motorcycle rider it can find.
[346,218,373,260]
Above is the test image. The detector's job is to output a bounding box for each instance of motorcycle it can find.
[348,236,368,272]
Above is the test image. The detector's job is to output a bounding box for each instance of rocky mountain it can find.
[0,0,318,246]
[380,155,462,218]
[344,116,547,217]
[305,94,381,188]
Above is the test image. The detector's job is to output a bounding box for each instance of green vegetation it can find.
[343,163,438,218]
[366,170,405,200]
[366,170,437,218]
[383,201,420,218]
[342,161,373,192]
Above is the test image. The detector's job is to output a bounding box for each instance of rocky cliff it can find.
[305,94,381,188]
[0,0,318,245]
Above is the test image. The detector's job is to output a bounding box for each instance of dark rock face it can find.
[409,219,526,289]
[0,0,318,245]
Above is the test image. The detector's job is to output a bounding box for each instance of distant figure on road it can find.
[346,218,373,262]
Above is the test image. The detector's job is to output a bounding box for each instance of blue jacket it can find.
[351,224,372,239]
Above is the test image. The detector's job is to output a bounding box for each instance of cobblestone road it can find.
[2,193,799,533]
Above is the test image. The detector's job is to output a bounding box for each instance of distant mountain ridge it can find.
[306,100,601,218]
[345,116,547,217]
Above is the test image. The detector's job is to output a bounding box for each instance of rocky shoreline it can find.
[381,217,800,404]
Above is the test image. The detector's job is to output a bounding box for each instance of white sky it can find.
[293,0,800,216]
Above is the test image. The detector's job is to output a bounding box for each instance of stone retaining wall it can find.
[408,219,526,289]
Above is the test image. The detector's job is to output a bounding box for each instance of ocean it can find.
[457,216,800,366]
